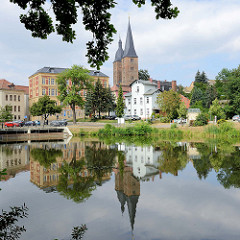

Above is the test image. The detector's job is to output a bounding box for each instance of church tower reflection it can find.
[114,162,140,232]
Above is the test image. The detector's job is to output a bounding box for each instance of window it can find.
[18,115,20,119]
[134,98,136,104]
[14,106,16,111]
[140,97,143,104]
[51,78,55,85]
[131,67,134,70]
[146,97,149,104]
[128,99,131,105]
[134,109,136,114]
[42,89,46,95]
[51,89,55,96]
[128,109,131,114]
[18,106,20,112]
[10,95,12,101]
[18,95,20,101]
[137,86,139,92]
[131,58,134,62]
[6,95,8,101]
[55,89,58,96]
[48,88,51,96]
[147,108,149,115]
[14,95,16,101]
[14,115,16,120]
[131,76,134,80]
[140,109,143,115]
[42,77,45,84]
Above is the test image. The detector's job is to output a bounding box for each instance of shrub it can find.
[193,113,208,126]
[217,119,226,125]
[160,117,169,123]
[171,123,178,129]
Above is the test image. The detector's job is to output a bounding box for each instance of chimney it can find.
[157,81,160,89]
[149,78,153,82]
[172,80,177,91]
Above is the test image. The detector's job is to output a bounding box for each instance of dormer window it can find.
[136,86,139,92]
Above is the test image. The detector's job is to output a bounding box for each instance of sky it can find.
[1,0,240,88]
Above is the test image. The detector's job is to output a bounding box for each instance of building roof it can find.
[0,79,29,94]
[144,89,161,95]
[123,20,138,58]
[124,92,132,97]
[188,108,201,113]
[130,79,157,87]
[30,67,109,78]
[114,38,124,62]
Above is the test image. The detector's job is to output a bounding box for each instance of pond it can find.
[1,140,240,240]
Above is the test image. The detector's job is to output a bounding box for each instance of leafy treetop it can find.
[9,0,179,69]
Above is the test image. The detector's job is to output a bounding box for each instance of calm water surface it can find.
[1,140,240,240]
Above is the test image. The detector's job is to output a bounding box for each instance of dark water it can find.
[1,140,240,240]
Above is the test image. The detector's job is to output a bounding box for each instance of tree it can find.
[0,105,13,122]
[205,85,217,108]
[9,0,179,69]
[57,65,93,124]
[85,81,115,118]
[209,98,226,120]
[190,87,203,106]
[177,102,187,119]
[138,69,150,81]
[93,79,108,118]
[156,90,181,119]
[116,85,124,118]
[30,95,62,122]
[195,70,201,83]
[105,87,116,116]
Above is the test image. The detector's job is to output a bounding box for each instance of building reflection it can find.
[29,141,112,192]
[0,144,30,181]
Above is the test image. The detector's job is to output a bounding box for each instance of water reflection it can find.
[0,144,30,181]
[1,140,240,239]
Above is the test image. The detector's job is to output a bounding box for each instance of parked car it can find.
[124,115,133,121]
[232,115,240,121]
[50,120,68,127]
[13,120,24,127]
[24,121,36,126]
[132,115,141,120]
[4,122,15,127]
[34,120,41,126]
[108,115,117,120]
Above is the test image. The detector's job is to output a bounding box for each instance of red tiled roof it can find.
[0,79,29,94]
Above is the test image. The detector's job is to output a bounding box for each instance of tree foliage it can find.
[30,95,62,121]
[138,69,150,81]
[57,65,93,124]
[215,65,240,117]
[116,85,124,118]
[0,105,13,122]
[209,98,226,120]
[85,81,115,118]
[157,90,181,119]
[9,0,179,69]
[177,102,187,119]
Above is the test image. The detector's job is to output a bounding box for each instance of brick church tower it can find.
[113,19,138,87]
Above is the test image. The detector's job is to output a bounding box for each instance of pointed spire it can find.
[123,19,138,58]
[114,37,124,62]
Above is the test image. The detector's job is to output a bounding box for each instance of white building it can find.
[124,80,161,119]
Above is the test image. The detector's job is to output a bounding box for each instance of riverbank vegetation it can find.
[71,121,240,144]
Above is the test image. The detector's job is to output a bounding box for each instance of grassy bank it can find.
[69,121,240,144]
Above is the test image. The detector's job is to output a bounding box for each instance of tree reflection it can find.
[30,146,62,168]
[158,142,188,176]
[216,148,240,189]
[57,143,96,203]
[193,143,212,179]
[85,142,117,185]
[0,204,28,240]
